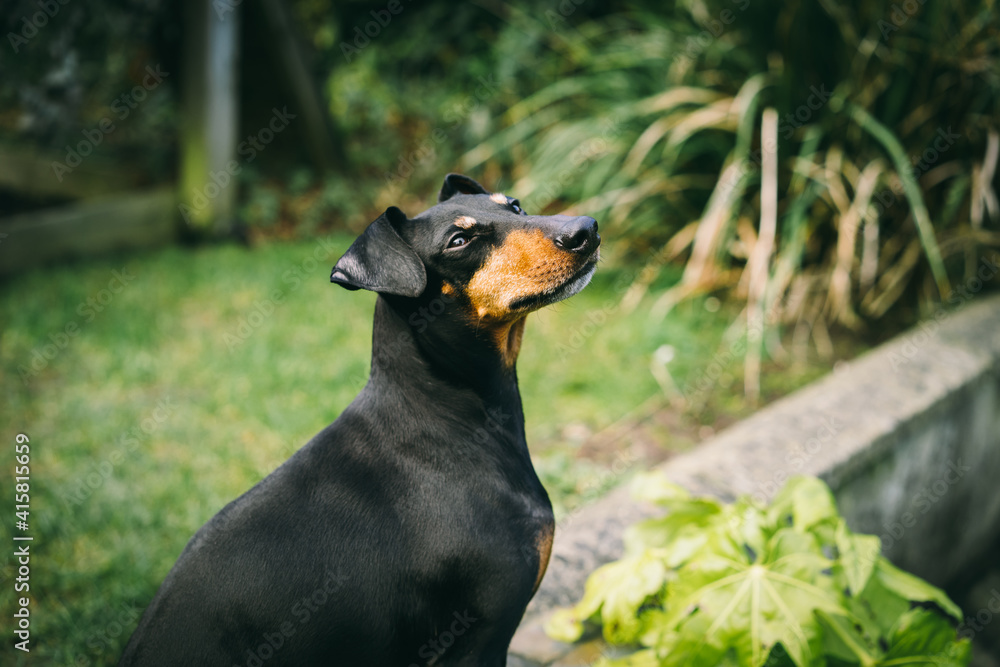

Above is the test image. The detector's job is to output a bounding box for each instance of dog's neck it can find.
[368,295,524,414]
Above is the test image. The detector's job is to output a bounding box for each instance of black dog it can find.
[120,174,599,666]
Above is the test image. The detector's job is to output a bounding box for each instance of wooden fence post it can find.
[178,0,240,233]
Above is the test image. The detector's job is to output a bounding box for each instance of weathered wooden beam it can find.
[0,144,144,201]
[0,188,177,276]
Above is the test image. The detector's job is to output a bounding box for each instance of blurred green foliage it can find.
[301,0,999,332]
[0,0,178,183]
[5,1,996,336]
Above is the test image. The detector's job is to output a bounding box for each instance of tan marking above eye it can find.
[465,229,576,320]
[454,216,477,229]
[489,193,508,205]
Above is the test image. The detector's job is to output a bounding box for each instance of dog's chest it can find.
[402,469,553,589]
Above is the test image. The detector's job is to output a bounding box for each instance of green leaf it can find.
[544,552,670,645]
[545,607,587,644]
[625,499,723,556]
[873,560,962,622]
[630,471,692,505]
[601,552,671,644]
[815,609,879,666]
[764,527,826,563]
[834,519,881,596]
[602,647,662,667]
[769,476,840,531]
[637,608,673,648]
[544,559,643,643]
[656,608,731,667]
[878,608,970,666]
[651,532,713,569]
[662,532,845,667]
[625,474,724,564]
[847,102,950,299]
[852,565,914,640]
[727,498,769,563]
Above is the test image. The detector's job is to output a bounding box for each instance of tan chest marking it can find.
[496,317,526,368]
[533,522,554,594]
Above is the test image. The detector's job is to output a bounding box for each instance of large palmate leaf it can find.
[656,529,845,667]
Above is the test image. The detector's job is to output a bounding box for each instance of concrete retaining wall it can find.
[510,291,1000,666]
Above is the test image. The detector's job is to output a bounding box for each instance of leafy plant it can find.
[459,0,999,402]
[545,474,970,666]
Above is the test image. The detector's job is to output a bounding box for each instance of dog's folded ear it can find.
[438,173,489,202]
[330,207,427,297]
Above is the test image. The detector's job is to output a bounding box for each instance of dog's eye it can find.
[447,233,470,249]
[510,201,524,215]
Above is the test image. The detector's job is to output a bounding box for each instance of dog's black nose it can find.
[554,217,599,254]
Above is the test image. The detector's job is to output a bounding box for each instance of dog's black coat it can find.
[120,174,599,666]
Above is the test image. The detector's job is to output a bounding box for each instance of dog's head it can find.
[331,174,600,364]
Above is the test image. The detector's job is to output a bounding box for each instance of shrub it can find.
[459,0,999,397]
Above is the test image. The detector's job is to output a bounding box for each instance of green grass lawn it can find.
[0,237,845,665]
